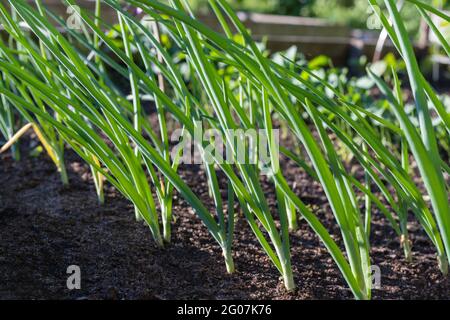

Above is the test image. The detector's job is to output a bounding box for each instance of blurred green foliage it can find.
[185,0,450,34]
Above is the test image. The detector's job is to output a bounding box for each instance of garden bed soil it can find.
[0,140,449,300]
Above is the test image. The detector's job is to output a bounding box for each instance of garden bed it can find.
[0,139,448,300]
[0,0,449,301]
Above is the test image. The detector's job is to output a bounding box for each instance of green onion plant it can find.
[0,0,448,300]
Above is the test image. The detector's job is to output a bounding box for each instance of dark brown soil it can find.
[0,140,449,300]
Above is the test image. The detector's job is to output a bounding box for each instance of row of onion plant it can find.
[0,0,448,299]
